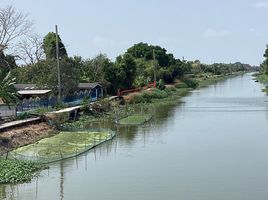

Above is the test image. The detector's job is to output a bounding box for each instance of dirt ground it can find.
[0,122,56,154]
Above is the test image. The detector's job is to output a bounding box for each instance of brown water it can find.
[1,73,268,200]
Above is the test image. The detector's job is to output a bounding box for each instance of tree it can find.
[0,71,18,104]
[43,32,67,60]
[14,34,45,65]
[126,42,175,67]
[0,5,33,50]
[0,51,17,79]
[81,54,111,82]
[261,45,268,75]
[102,54,137,93]
[115,53,137,89]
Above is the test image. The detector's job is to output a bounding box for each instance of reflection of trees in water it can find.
[117,125,138,142]
[0,184,17,200]
[0,185,7,199]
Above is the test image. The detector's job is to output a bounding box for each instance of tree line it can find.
[0,5,253,102]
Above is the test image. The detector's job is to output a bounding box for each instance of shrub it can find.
[182,79,199,88]
[175,82,188,88]
[156,79,166,90]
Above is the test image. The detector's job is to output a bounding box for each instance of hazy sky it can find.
[1,0,268,65]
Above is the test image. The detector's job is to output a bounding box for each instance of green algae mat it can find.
[118,115,152,125]
[9,130,115,163]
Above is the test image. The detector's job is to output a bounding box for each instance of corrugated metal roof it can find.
[78,83,102,89]
[14,84,37,90]
[18,90,52,95]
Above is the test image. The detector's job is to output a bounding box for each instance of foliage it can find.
[0,159,39,183]
[43,32,67,60]
[175,82,188,88]
[103,53,137,93]
[13,57,80,95]
[182,78,199,89]
[80,54,111,83]
[261,45,268,75]
[156,79,166,90]
[0,71,19,104]
[0,51,17,79]
[126,42,184,84]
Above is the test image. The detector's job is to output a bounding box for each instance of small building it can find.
[14,84,53,111]
[78,83,104,101]
[0,98,16,121]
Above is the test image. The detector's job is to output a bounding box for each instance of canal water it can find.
[1,73,268,200]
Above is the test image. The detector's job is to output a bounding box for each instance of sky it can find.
[1,0,268,65]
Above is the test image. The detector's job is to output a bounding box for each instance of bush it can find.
[175,82,188,88]
[156,79,166,90]
[182,79,199,88]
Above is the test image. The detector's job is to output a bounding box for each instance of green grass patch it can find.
[0,159,40,184]
[118,115,152,125]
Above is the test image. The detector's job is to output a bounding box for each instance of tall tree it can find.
[0,5,33,50]
[262,45,268,75]
[14,34,45,65]
[43,32,67,60]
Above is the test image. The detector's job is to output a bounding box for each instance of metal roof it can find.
[18,90,52,95]
[78,83,102,89]
[14,84,37,90]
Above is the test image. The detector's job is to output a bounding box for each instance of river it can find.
[1,73,268,200]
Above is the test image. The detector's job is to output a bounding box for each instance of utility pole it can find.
[55,25,61,102]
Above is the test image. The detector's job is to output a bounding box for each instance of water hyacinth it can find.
[0,159,40,184]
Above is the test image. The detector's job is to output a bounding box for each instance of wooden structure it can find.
[0,117,41,131]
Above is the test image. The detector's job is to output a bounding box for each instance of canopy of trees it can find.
[43,32,67,60]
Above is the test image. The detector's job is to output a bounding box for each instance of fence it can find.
[3,128,115,164]
[16,91,100,111]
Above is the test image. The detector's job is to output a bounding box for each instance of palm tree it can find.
[0,71,19,105]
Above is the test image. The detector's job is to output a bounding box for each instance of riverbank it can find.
[254,73,268,93]
[0,72,245,184]
[64,72,243,128]
[0,123,56,155]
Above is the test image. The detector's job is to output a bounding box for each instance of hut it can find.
[78,83,104,101]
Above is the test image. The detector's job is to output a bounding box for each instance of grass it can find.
[0,159,40,184]
[10,131,113,163]
[118,115,152,125]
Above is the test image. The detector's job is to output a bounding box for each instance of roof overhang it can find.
[18,90,52,95]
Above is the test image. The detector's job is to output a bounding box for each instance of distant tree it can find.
[0,5,33,50]
[43,32,67,60]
